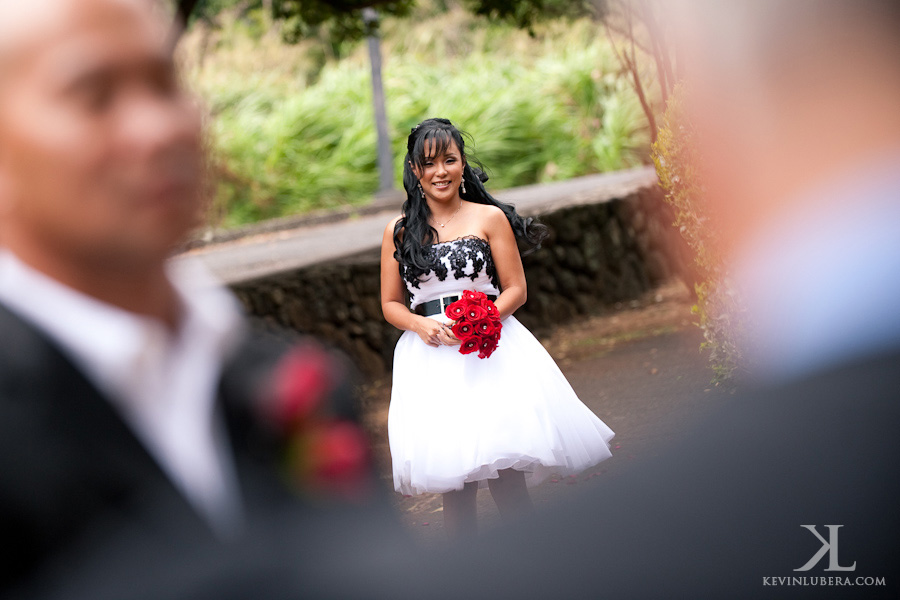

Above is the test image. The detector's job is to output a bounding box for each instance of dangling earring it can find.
[419,184,425,199]
[461,179,467,195]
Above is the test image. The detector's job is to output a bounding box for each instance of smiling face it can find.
[0,0,203,273]
[415,138,465,205]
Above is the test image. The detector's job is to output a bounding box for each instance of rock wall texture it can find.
[231,184,689,378]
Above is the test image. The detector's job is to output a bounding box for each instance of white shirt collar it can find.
[0,250,247,534]
[0,251,244,404]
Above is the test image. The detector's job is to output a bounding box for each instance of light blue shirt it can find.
[734,154,900,383]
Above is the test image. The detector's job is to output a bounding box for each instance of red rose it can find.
[445,299,467,320]
[270,347,335,428]
[475,319,499,336]
[452,320,477,340]
[465,304,487,321]
[292,420,370,498]
[460,337,480,355]
[482,298,499,319]
[477,336,499,359]
[463,290,484,303]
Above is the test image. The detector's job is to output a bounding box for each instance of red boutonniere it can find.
[446,290,502,359]
[265,346,370,498]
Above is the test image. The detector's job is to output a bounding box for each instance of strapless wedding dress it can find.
[389,236,614,495]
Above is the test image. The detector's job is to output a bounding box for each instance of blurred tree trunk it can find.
[363,8,395,193]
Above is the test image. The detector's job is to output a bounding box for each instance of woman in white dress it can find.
[380,118,614,538]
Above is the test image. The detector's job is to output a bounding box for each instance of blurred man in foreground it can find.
[432,1,898,597]
[0,1,410,598]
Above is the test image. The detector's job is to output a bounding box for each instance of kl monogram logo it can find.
[794,525,857,572]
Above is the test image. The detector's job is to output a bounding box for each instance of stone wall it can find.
[230,183,689,378]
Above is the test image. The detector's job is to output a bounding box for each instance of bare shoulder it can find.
[470,202,505,219]
[383,215,403,237]
[475,204,512,237]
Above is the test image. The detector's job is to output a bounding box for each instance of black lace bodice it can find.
[401,236,501,308]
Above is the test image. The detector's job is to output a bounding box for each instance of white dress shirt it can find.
[733,152,900,383]
[0,251,247,535]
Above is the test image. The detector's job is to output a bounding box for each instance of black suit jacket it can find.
[0,302,414,600]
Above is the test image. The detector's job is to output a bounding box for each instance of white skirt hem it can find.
[389,315,615,496]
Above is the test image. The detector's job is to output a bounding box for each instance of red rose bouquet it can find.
[445,290,502,359]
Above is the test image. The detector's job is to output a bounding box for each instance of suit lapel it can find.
[0,302,211,536]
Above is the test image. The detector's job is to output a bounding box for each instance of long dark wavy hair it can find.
[393,118,548,278]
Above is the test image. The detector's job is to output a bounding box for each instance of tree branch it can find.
[604,4,657,142]
[637,0,674,105]
[603,21,653,55]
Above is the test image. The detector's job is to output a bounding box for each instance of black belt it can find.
[413,294,497,316]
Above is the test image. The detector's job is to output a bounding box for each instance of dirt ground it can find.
[359,280,734,543]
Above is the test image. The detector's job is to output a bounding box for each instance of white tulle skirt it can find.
[389,314,615,496]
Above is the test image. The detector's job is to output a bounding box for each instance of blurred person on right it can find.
[684,0,900,382]
[422,1,899,597]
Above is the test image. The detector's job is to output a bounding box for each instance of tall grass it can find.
[182,10,655,228]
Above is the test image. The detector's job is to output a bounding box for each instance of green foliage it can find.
[651,84,746,383]
[187,15,653,227]
[184,0,414,51]
[274,0,414,48]
[464,0,603,32]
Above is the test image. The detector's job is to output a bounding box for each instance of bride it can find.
[380,118,614,538]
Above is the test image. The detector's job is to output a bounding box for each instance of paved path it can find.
[361,281,733,542]
[182,167,657,285]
